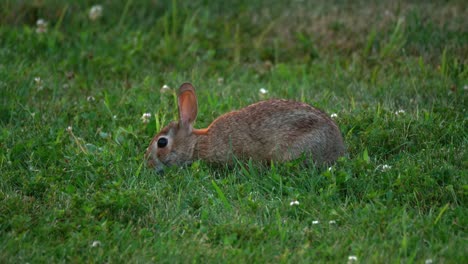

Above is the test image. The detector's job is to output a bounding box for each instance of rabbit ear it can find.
[177,83,198,128]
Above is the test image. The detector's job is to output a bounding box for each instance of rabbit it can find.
[145,83,345,172]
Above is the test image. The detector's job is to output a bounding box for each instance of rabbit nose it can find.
[146,152,165,174]
[147,157,165,174]
[155,167,164,175]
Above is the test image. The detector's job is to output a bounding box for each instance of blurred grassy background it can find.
[0,0,467,262]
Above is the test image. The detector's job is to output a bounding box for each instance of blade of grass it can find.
[212,179,232,211]
[118,0,133,29]
[434,203,450,225]
[54,4,68,31]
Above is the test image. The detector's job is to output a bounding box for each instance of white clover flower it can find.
[89,5,103,21]
[328,220,336,224]
[289,200,300,206]
[312,220,320,225]
[34,77,44,90]
[382,164,391,170]
[141,113,151,123]
[425,259,433,264]
[87,96,95,102]
[66,126,73,132]
[36,19,47,34]
[28,165,39,172]
[217,77,224,84]
[464,85,468,91]
[91,240,101,247]
[328,167,333,172]
[113,115,117,120]
[160,84,172,94]
[395,109,405,115]
[259,88,268,99]
[36,19,47,27]
[379,164,392,172]
[330,113,338,118]
[348,255,358,263]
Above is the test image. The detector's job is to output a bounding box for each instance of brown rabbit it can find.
[145,83,345,172]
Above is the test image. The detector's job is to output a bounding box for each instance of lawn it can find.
[0,0,467,263]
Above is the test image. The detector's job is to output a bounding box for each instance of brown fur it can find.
[145,83,345,172]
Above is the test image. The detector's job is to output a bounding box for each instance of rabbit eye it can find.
[157,137,168,148]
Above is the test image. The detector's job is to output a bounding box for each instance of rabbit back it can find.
[194,99,345,165]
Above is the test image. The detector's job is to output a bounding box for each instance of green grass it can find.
[1,0,467,263]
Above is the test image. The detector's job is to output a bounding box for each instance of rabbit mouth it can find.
[150,159,165,174]
[146,152,165,174]
[146,148,192,174]
[153,165,165,174]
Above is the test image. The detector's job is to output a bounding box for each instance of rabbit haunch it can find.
[145,83,345,172]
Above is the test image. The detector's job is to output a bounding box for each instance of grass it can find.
[0,0,467,263]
